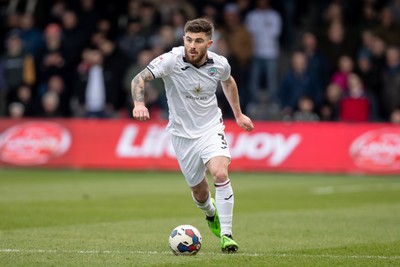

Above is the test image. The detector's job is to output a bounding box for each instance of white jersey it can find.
[147,46,231,138]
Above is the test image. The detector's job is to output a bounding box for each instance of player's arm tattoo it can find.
[131,68,154,102]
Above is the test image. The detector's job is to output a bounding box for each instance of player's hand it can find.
[132,104,150,121]
[236,114,254,132]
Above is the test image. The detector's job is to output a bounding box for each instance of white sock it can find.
[215,179,234,236]
[192,192,215,218]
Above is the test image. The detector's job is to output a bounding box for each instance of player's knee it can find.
[212,169,228,183]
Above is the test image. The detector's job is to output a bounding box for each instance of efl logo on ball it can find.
[0,122,71,165]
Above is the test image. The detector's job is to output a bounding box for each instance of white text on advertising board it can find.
[116,125,301,166]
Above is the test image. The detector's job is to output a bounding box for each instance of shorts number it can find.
[218,133,227,149]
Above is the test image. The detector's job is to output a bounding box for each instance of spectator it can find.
[279,51,320,117]
[321,2,345,26]
[381,46,400,120]
[279,0,298,51]
[95,18,113,41]
[14,85,36,117]
[1,30,36,108]
[58,11,84,113]
[300,31,330,90]
[355,53,382,120]
[390,108,400,124]
[97,38,130,114]
[220,3,253,107]
[75,49,108,118]
[373,7,400,46]
[117,19,147,61]
[245,0,282,108]
[46,0,67,25]
[200,4,221,53]
[388,0,400,25]
[77,0,101,43]
[118,0,141,33]
[37,23,67,83]
[19,13,44,60]
[89,31,106,49]
[316,1,358,40]
[37,91,62,117]
[358,0,380,30]
[339,73,370,122]
[370,35,387,73]
[158,0,197,24]
[150,25,180,56]
[346,73,368,99]
[127,0,141,20]
[291,95,320,122]
[60,10,86,73]
[8,102,25,118]
[39,75,70,117]
[357,29,375,60]
[170,8,187,42]
[330,55,354,92]
[1,13,20,50]
[138,2,162,41]
[319,83,342,121]
[320,21,356,75]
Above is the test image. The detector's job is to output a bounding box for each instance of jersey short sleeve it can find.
[219,56,231,82]
[147,52,176,78]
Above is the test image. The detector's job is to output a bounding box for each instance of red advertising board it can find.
[0,119,399,174]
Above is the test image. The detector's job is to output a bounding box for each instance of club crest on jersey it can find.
[207,67,217,76]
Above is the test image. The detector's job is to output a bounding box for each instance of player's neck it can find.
[195,57,207,68]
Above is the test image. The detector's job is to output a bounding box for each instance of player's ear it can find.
[207,39,213,49]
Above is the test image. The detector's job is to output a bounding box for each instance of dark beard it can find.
[185,49,206,67]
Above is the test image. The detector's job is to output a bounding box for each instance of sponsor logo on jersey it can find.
[350,128,400,171]
[181,66,190,71]
[193,84,203,95]
[207,67,217,76]
[0,122,71,165]
[187,84,207,100]
[185,95,208,100]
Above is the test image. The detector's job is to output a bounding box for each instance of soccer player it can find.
[131,18,254,253]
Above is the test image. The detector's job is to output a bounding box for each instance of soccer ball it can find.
[168,225,202,255]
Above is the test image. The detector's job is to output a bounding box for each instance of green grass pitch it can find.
[0,168,399,267]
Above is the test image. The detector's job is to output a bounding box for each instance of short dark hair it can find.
[184,18,214,38]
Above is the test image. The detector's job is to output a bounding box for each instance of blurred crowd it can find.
[0,0,400,123]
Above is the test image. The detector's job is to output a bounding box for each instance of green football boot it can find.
[206,198,221,237]
[221,234,239,253]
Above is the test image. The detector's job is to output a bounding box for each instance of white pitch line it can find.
[267,253,400,260]
[1,249,399,260]
[0,249,261,257]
